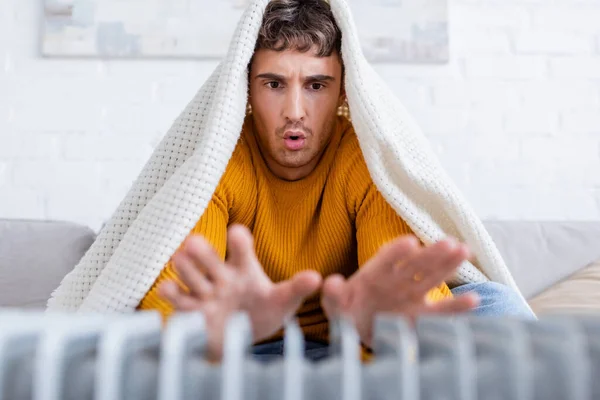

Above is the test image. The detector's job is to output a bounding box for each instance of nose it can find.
[282,86,306,122]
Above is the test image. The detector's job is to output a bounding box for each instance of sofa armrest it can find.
[0,219,96,309]
[528,259,600,316]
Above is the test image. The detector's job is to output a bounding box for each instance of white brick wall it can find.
[1,0,600,231]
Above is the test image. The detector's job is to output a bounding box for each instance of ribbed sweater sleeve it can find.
[135,139,257,316]
[347,138,452,302]
[135,188,230,316]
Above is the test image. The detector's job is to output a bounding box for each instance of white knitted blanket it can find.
[47,0,527,313]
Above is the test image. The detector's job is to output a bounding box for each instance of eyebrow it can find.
[254,73,336,82]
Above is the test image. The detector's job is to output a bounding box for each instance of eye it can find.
[310,83,324,91]
[267,81,281,89]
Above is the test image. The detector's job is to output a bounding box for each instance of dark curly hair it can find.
[255,0,342,57]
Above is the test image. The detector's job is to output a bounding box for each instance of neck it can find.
[262,150,325,181]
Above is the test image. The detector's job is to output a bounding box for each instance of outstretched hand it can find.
[321,236,479,348]
[159,224,322,360]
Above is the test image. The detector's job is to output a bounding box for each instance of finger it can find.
[172,252,214,298]
[184,235,226,283]
[395,238,461,282]
[225,224,258,269]
[410,243,471,295]
[274,270,322,312]
[158,281,203,311]
[321,274,349,319]
[424,293,479,315]
[226,224,260,272]
[363,235,420,276]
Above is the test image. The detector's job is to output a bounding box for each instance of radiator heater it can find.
[0,311,598,400]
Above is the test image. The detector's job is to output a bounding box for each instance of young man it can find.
[137,0,533,361]
[47,0,534,362]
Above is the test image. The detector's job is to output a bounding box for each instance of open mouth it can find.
[283,131,306,150]
[284,131,306,140]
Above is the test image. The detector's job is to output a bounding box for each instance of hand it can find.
[321,236,479,348]
[159,224,322,360]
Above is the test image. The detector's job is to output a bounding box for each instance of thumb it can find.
[226,224,257,269]
[321,274,348,319]
[274,270,322,312]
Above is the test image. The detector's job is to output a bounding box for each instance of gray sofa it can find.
[1,218,599,313]
[0,219,96,309]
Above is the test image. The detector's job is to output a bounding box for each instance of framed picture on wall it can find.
[348,0,449,63]
[41,0,448,63]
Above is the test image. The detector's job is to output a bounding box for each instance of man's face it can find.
[249,47,344,181]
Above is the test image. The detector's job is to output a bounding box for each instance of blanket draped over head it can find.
[47,0,529,313]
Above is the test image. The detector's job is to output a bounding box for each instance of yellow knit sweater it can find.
[138,115,452,343]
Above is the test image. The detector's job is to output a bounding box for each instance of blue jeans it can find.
[252,339,329,363]
[251,281,535,362]
[451,281,536,319]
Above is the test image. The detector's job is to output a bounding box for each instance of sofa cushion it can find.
[528,259,600,316]
[0,219,96,309]
[483,221,600,299]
